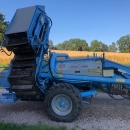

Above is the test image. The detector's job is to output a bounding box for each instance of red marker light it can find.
[59,64,65,68]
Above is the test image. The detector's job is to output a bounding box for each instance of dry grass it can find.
[0,48,14,65]
[1,48,130,65]
[51,50,130,65]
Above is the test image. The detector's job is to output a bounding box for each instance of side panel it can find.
[56,60,102,76]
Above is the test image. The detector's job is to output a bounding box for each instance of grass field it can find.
[0,48,14,65]
[0,122,67,130]
[1,48,130,65]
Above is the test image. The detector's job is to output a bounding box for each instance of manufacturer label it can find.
[71,66,78,68]
[59,64,65,68]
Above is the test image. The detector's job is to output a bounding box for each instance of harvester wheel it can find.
[44,83,82,122]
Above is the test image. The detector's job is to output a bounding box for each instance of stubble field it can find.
[1,49,130,65]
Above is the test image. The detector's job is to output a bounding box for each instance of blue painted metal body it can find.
[81,90,97,97]
[5,6,49,53]
[0,93,18,103]
[0,67,18,102]
[40,53,130,87]
[1,5,130,104]
[0,68,10,88]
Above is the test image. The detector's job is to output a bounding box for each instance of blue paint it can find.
[0,93,19,103]
[81,90,97,97]
[60,100,66,107]
[0,69,10,88]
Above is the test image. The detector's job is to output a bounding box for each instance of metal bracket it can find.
[0,92,19,103]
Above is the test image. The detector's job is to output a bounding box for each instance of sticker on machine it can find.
[88,69,95,72]
[88,69,102,73]
[116,78,125,82]
[56,70,62,73]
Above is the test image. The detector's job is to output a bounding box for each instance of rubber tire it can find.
[44,83,82,122]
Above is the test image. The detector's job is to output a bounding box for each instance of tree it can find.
[56,38,88,51]
[90,40,102,52]
[0,13,8,43]
[117,35,130,53]
[101,43,108,52]
[49,40,54,49]
[108,42,117,52]
[90,40,108,52]
[56,43,63,50]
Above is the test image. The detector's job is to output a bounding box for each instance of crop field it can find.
[0,48,14,66]
[1,48,130,66]
[52,50,130,65]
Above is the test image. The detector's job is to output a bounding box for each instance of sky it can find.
[0,0,130,46]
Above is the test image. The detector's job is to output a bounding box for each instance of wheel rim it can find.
[51,94,72,116]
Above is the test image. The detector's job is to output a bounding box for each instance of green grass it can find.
[0,63,9,67]
[0,64,9,72]
[0,122,67,130]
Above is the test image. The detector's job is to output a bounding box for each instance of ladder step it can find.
[16,91,37,96]
[14,56,36,61]
[12,65,34,68]
[14,58,36,61]
[9,79,33,85]
[8,75,30,78]
[6,42,28,47]
[11,85,33,90]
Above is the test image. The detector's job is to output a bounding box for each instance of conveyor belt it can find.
[7,40,43,100]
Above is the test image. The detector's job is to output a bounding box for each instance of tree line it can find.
[0,12,130,53]
[0,13,8,43]
[49,36,130,53]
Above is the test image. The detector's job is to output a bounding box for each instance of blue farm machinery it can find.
[0,5,130,122]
